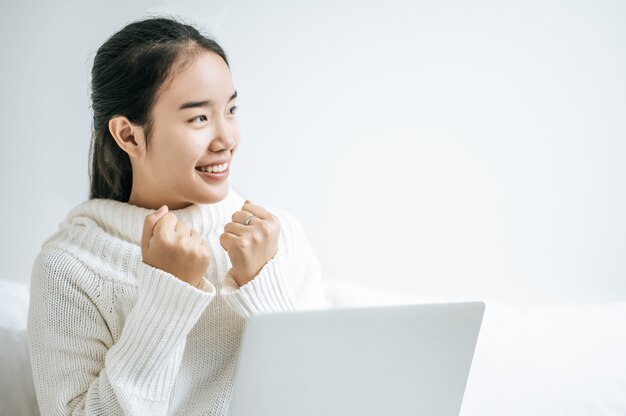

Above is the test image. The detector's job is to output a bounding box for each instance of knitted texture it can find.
[27,188,329,415]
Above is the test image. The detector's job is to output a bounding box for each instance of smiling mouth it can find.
[195,164,230,181]
[195,161,229,173]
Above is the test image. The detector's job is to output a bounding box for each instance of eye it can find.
[190,115,207,123]
[229,106,238,115]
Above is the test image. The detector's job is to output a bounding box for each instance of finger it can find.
[189,229,202,245]
[154,212,178,238]
[175,219,191,236]
[224,221,249,236]
[141,205,169,252]
[241,201,273,220]
[232,210,259,225]
[190,229,207,244]
[219,232,238,251]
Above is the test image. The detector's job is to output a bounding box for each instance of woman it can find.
[27,16,329,415]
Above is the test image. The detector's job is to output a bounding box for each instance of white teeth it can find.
[197,162,228,173]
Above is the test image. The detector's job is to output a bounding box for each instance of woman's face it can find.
[128,51,240,210]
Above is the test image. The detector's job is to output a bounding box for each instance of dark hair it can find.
[88,16,229,201]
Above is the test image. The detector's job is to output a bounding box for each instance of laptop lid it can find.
[227,301,485,416]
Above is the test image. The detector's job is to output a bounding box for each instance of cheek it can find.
[161,131,204,167]
[232,125,242,149]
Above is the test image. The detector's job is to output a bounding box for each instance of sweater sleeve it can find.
[27,247,216,416]
[220,209,330,318]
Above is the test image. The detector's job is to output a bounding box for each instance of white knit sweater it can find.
[27,187,329,415]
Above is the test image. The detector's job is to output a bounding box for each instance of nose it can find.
[209,114,237,153]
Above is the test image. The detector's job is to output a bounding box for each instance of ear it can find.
[108,116,146,159]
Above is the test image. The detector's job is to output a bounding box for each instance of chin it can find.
[197,182,229,204]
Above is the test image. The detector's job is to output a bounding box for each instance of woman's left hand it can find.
[219,200,281,287]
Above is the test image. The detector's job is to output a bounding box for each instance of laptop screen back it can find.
[227,301,485,416]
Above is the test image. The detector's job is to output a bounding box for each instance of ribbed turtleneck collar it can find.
[62,187,246,246]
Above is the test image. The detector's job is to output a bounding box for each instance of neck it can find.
[127,193,194,211]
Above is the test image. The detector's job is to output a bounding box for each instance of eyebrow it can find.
[178,90,238,110]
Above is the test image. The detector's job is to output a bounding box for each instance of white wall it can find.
[2,0,625,303]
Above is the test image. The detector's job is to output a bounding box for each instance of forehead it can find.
[158,51,233,107]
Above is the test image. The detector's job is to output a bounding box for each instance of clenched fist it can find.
[219,200,280,287]
[141,205,211,288]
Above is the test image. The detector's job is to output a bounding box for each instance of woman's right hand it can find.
[140,205,211,288]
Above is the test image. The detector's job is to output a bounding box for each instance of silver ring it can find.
[244,215,256,226]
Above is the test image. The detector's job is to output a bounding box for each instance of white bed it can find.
[2,278,625,415]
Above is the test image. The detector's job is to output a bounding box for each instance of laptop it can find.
[227,301,485,416]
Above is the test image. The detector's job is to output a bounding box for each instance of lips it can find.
[196,165,229,181]
[195,159,230,168]
[195,161,229,174]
